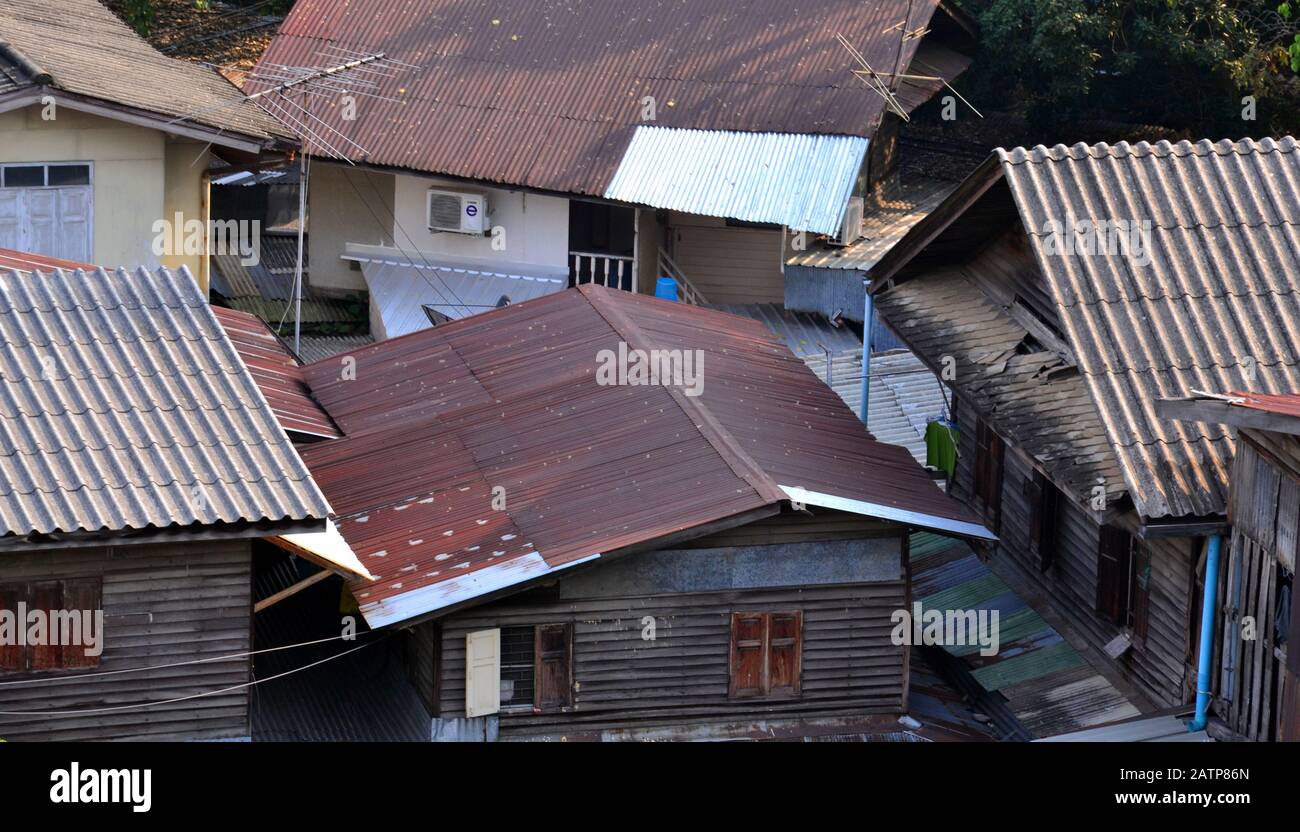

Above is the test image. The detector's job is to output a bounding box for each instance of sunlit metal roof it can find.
[604,127,868,234]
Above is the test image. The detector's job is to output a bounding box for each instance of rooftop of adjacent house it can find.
[0,0,288,146]
[804,348,950,467]
[209,233,368,331]
[872,136,1300,520]
[0,262,330,541]
[233,284,992,628]
[911,533,1144,738]
[254,0,974,233]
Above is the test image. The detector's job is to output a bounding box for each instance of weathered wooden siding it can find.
[952,396,1193,707]
[0,539,254,742]
[428,525,907,740]
[436,584,906,739]
[667,213,785,304]
[1217,432,1300,740]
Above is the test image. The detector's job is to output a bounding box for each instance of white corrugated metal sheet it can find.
[0,265,330,538]
[604,127,868,234]
[804,349,950,467]
[353,254,567,339]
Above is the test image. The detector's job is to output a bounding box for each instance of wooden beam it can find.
[254,568,334,613]
[1157,397,1300,437]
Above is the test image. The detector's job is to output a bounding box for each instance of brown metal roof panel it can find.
[293,284,989,624]
[609,288,984,526]
[211,306,341,439]
[256,0,956,192]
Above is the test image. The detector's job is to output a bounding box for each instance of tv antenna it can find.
[167,47,418,354]
[836,2,982,124]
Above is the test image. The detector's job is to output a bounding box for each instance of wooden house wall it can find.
[0,539,254,742]
[1217,432,1300,740]
[424,515,907,740]
[952,397,1194,708]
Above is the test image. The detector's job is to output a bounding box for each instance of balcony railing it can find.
[569,251,636,293]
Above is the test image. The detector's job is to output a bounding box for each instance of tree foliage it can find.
[957,0,1300,136]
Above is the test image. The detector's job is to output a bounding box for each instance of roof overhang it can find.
[867,153,1004,288]
[359,551,600,629]
[270,519,376,580]
[0,88,273,153]
[604,127,868,235]
[780,486,996,541]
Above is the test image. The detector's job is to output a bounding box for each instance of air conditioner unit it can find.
[427,189,488,235]
[827,196,865,247]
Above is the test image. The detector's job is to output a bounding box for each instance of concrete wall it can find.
[161,138,212,292]
[0,105,162,269]
[307,162,571,293]
[0,105,214,291]
[392,173,569,271]
[306,161,395,293]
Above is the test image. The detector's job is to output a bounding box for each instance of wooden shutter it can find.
[730,612,803,698]
[464,628,501,718]
[768,612,803,696]
[1131,547,1151,642]
[1028,471,1061,571]
[1097,526,1133,625]
[729,613,767,698]
[0,583,25,671]
[534,623,573,711]
[60,579,102,669]
[975,419,1004,531]
[27,581,62,670]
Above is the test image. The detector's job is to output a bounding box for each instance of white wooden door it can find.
[0,184,92,261]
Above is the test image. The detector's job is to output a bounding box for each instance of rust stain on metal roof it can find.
[256,0,957,196]
[288,285,987,626]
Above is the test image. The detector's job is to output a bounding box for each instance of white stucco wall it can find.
[390,173,570,272]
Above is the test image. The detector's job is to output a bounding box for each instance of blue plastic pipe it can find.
[1189,534,1223,732]
[859,282,873,425]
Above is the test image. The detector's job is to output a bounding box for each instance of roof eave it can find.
[867,153,1005,289]
[0,87,278,153]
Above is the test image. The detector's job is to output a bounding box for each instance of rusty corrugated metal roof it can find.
[255,0,956,198]
[0,247,96,273]
[1229,391,1300,419]
[211,306,342,439]
[0,264,330,539]
[1000,137,1300,519]
[291,285,990,627]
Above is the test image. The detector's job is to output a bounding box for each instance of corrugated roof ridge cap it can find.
[999,136,1299,167]
[576,284,787,505]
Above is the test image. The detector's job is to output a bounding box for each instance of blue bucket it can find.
[655,277,678,301]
